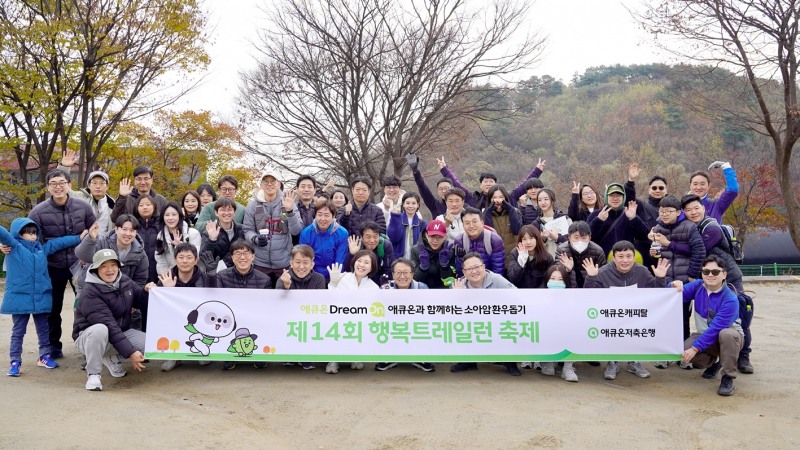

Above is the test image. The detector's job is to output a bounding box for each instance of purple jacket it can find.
[454,231,506,276]
[703,166,738,222]
[386,211,426,259]
[441,166,542,210]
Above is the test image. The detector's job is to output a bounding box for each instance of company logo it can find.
[370,302,385,317]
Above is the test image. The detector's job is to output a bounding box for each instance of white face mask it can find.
[571,241,589,254]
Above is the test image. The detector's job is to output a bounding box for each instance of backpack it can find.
[699,218,742,265]
[461,227,497,256]
[728,284,754,330]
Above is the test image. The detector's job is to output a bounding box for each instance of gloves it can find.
[199,251,217,276]
[252,234,269,247]
[405,153,419,171]
[418,246,430,271]
[327,262,344,287]
[452,244,466,259]
[707,161,731,170]
[516,250,528,267]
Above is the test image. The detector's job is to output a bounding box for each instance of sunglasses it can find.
[701,269,723,276]
[650,186,666,191]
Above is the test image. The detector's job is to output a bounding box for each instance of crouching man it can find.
[678,255,743,396]
[73,249,153,391]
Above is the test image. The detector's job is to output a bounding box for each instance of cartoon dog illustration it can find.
[185,301,236,356]
[227,328,258,357]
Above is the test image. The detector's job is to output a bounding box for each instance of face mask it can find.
[547,280,566,289]
[571,241,589,254]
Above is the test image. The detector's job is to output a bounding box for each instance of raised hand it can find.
[327,262,344,287]
[536,158,546,170]
[282,189,297,211]
[559,252,574,272]
[324,178,335,192]
[158,270,177,287]
[280,268,292,289]
[707,161,726,170]
[205,220,221,242]
[436,156,446,170]
[582,258,599,277]
[624,201,638,220]
[405,153,419,170]
[452,277,466,289]
[383,196,392,211]
[171,231,184,248]
[118,178,132,197]
[652,258,671,278]
[61,149,79,167]
[344,203,352,215]
[572,181,580,194]
[597,206,611,221]
[628,163,640,181]
[518,195,527,208]
[88,222,99,239]
[348,235,362,255]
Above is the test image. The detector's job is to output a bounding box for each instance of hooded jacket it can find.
[410,234,458,289]
[298,220,349,279]
[74,231,149,294]
[275,268,327,289]
[588,184,649,255]
[28,195,95,269]
[0,218,81,314]
[72,271,148,358]
[584,261,666,289]
[243,189,303,270]
[387,211,427,259]
[158,265,211,288]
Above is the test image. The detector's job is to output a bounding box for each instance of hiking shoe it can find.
[325,362,339,374]
[561,364,578,382]
[160,360,181,372]
[504,363,521,376]
[653,361,670,369]
[450,363,478,373]
[102,354,127,378]
[540,362,555,376]
[7,361,21,377]
[702,361,722,379]
[86,374,102,391]
[37,354,59,369]
[679,361,693,370]
[604,362,620,380]
[198,360,212,366]
[520,362,533,369]
[626,362,651,378]
[221,361,236,371]
[50,348,64,359]
[302,362,316,370]
[718,375,735,396]
[738,355,754,374]
[375,362,397,371]
[412,362,435,372]
[253,362,268,369]
[350,362,364,370]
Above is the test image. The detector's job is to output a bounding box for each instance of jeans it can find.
[10,313,50,362]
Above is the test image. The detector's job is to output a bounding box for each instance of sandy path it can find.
[1,283,798,449]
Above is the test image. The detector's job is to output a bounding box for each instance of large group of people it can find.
[0,149,753,396]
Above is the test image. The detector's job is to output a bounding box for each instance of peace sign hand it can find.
[436,156,446,170]
[572,181,580,194]
[597,206,611,221]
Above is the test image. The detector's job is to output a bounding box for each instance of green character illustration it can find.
[228,328,258,356]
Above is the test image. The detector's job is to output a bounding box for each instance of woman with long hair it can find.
[155,201,201,275]
[506,225,554,289]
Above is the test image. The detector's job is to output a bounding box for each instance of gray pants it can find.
[684,328,743,377]
[74,324,145,375]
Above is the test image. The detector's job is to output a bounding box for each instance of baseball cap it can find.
[426,220,447,237]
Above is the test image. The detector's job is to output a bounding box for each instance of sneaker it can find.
[412,362,435,372]
[737,355,754,374]
[221,361,236,371]
[50,348,64,359]
[504,363,521,376]
[282,362,296,367]
[375,362,398,371]
[450,362,478,373]
[532,362,542,371]
[587,361,601,367]
[718,375,735,396]
[653,361,670,369]
[350,362,364,370]
[301,362,316,370]
[102,354,127,378]
[198,360,212,366]
[679,361,694,370]
[7,361,21,377]
[561,364,578,382]
[520,362,533,369]
[253,362,268,369]
[325,362,339,374]
[85,374,102,391]
[702,361,722,379]
[160,360,181,372]
[37,354,59,369]
[540,362,555,376]
[604,361,620,380]
[626,362,651,378]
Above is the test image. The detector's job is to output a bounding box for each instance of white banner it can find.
[143,288,683,362]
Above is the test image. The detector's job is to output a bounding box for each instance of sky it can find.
[173,0,671,118]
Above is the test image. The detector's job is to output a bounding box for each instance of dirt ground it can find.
[0,283,798,449]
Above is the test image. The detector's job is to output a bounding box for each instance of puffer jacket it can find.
[555,241,606,288]
[215,266,272,289]
[298,220,349,279]
[506,247,553,289]
[387,211,426,259]
[158,265,211,288]
[73,231,149,294]
[484,203,523,261]
[275,268,327,289]
[72,271,148,358]
[344,236,394,286]
[336,201,386,236]
[652,217,705,282]
[28,196,95,269]
[243,190,303,270]
[696,217,743,291]
[520,201,541,225]
[0,218,80,314]
[110,189,169,223]
[155,222,202,274]
[453,230,505,276]
[584,261,665,288]
[410,234,458,289]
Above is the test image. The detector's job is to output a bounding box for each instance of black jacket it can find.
[276,269,327,289]
[215,266,272,289]
[28,196,95,269]
[555,241,607,288]
[158,265,212,288]
[200,221,245,268]
[506,248,553,289]
[410,235,457,289]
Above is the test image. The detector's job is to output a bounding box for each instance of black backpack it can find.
[728,284,754,330]
[699,218,743,265]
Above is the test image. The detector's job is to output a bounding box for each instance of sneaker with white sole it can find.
[325,362,339,374]
[412,362,435,372]
[7,360,21,377]
[375,362,397,371]
[160,360,181,372]
[626,361,651,378]
[520,362,533,369]
[561,363,578,382]
[679,361,693,370]
[540,362,556,376]
[37,354,59,369]
[102,354,127,378]
[532,362,542,370]
[653,361,670,369]
[604,361,620,380]
[302,362,316,370]
[350,362,364,370]
[86,374,103,391]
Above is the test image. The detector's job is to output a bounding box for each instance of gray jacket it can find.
[464,271,516,289]
[243,190,303,269]
[74,232,149,295]
[584,262,666,289]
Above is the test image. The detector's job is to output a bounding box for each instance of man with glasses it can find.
[110,166,168,222]
[58,149,115,236]
[28,169,96,359]
[649,195,706,350]
[625,163,668,268]
[405,153,453,218]
[675,255,743,396]
[196,175,247,231]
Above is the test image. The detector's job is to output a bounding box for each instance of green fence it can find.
[740,264,800,277]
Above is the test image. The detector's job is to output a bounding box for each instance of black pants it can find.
[47,266,73,351]
[682,301,692,340]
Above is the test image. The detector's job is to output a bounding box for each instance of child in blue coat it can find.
[0,218,85,376]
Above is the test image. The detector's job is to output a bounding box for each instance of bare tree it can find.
[636,0,800,251]
[239,0,544,195]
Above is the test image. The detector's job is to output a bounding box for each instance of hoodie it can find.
[583,261,666,289]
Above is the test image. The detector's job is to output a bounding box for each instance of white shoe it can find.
[604,361,620,380]
[653,361,670,369]
[350,362,364,370]
[85,374,103,391]
[561,364,578,382]
[626,361,651,378]
[532,362,542,370]
[679,361,693,370]
[160,360,180,372]
[540,362,556,376]
[102,354,127,378]
[325,362,339,374]
[520,362,533,369]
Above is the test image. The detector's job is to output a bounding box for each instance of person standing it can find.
[57,150,115,236]
[195,175,247,231]
[337,176,386,236]
[689,161,739,223]
[109,166,168,222]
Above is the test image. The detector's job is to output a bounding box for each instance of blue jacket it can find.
[0,218,80,314]
[682,280,740,352]
[387,211,426,259]
[299,220,349,280]
[702,166,738,223]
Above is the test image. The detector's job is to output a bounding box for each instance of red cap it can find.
[426,220,447,237]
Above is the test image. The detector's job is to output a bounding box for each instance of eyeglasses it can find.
[232,251,252,258]
[463,264,484,273]
[134,177,151,182]
[701,268,723,276]
[659,209,677,215]
[48,181,68,188]
[650,186,666,191]
[219,187,236,193]
[393,271,412,276]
